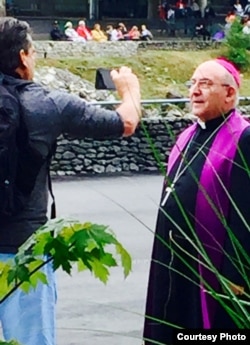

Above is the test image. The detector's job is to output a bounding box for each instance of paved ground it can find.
[52,174,162,345]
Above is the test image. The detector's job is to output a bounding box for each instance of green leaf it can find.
[59,225,75,242]
[20,281,32,294]
[55,259,72,274]
[27,259,45,272]
[77,259,87,272]
[77,252,93,271]
[7,269,17,286]
[29,271,48,288]
[71,230,90,252]
[1,218,132,306]
[85,238,99,252]
[0,340,21,345]
[116,243,132,278]
[33,232,54,256]
[71,222,91,231]
[88,226,117,246]
[100,253,117,268]
[16,265,30,283]
[0,263,11,299]
[36,271,48,285]
[90,258,110,284]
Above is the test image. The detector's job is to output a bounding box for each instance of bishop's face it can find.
[189,61,234,122]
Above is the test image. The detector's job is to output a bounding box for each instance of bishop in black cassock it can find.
[143,58,250,345]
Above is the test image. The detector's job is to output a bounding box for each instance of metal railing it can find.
[90,97,250,106]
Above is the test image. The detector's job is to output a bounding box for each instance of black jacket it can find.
[0,74,124,253]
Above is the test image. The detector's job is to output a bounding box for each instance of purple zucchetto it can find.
[215,58,241,88]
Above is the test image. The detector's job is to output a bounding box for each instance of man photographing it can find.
[0,17,141,345]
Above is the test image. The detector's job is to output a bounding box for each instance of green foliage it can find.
[222,19,250,71]
[0,219,132,303]
[0,219,132,344]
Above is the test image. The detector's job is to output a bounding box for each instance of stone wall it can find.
[34,41,139,59]
[51,117,193,176]
[34,40,214,59]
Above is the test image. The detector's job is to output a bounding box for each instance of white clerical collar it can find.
[197,118,206,129]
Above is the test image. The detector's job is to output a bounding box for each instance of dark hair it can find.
[0,17,32,76]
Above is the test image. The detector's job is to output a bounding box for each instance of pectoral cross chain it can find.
[161,184,175,207]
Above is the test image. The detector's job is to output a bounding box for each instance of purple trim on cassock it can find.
[167,123,197,174]
[167,110,249,328]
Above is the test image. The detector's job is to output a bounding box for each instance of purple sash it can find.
[167,110,249,328]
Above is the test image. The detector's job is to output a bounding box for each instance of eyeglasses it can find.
[186,79,230,90]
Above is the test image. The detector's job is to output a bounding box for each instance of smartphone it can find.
[95,68,116,90]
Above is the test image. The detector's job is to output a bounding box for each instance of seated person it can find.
[76,20,92,40]
[175,0,186,18]
[118,22,128,35]
[167,6,175,21]
[191,0,201,18]
[50,20,64,41]
[64,21,86,42]
[116,26,124,40]
[243,19,250,34]
[224,10,236,34]
[158,3,167,21]
[192,20,211,41]
[244,0,250,16]
[204,2,216,25]
[233,0,244,17]
[91,23,107,42]
[225,10,236,25]
[106,25,121,41]
[140,24,153,41]
[128,26,141,40]
[176,0,185,9]
[118,23,130,40]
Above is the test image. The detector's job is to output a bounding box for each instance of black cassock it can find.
[143,115,250,345]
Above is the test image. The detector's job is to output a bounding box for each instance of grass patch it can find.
[37,50,250,99]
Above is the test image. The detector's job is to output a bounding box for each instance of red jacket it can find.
[76,26,92,40]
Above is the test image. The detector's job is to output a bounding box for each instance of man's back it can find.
[0,77,124,253]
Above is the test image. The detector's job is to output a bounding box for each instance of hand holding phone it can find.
[110,66,141,137]
[110,66,140,101]
[95,68,116,90]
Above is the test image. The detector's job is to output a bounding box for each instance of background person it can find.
[91,23,107,42]
[50,20,64,41]
[233,0,244,16]
[244,0,250,15]
[128,25,141,40]
[64,21,86,42]
[190,0,201,18]
[118,22,128,35]
[76,20,92,41]
[106,24,119,41]
[143,58,250,344]
[140,24,153,41]
[242,18,250,33]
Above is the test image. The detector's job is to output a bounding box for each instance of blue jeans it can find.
[0,254,56,345]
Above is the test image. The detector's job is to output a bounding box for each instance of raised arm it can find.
[111,66,141,136]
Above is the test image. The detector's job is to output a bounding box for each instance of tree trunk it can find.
[147,0,159,20]
[0,0,6,16]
